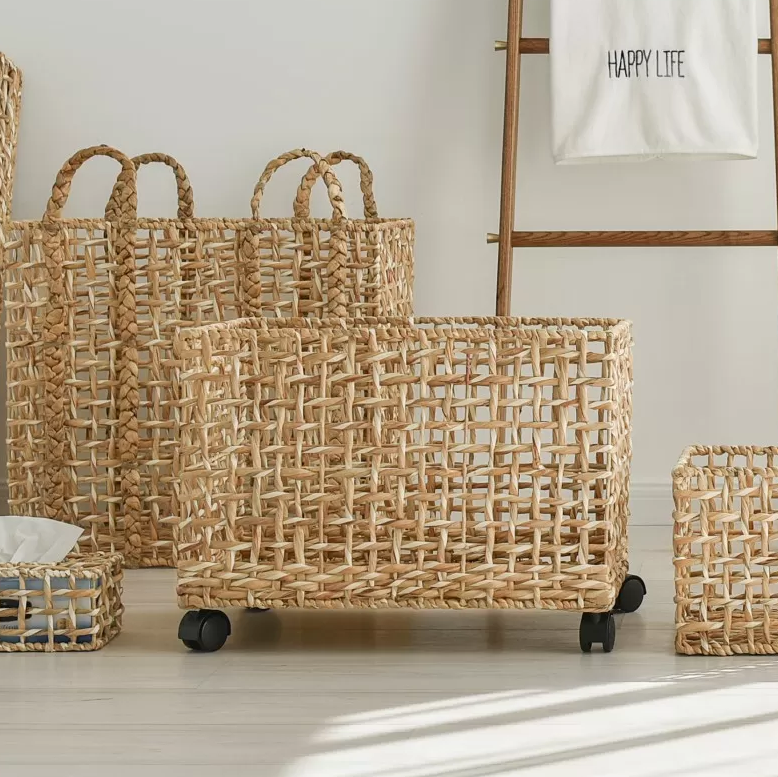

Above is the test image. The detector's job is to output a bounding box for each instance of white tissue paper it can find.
[0,517,88,643]
[0,516,84,564]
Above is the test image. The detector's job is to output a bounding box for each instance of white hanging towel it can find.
[551,0,758,164]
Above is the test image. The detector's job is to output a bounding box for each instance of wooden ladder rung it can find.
[495,38,773,55]
[487,230,778,248]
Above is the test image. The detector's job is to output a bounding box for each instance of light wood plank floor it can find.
[4,525,778,776]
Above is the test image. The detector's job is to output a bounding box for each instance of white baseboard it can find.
[630,481,672,526]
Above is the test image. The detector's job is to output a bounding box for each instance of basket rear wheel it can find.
[615,575,647,614]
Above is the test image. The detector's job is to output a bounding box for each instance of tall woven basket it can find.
[175,317,635,620]
[0,51,21,223]
[2,146,415,568]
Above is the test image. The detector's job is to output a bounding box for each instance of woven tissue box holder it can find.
[0,553,123,652]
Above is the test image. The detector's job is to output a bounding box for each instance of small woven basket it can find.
[175,316,633,613]
[0,553,123,652]
[674,445,778,656]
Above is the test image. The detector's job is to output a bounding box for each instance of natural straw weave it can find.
[247,148,414,319]
[4,147,137,562]
[175,317,633,612]
[0,553,123,652]
[2,146,414,568]
[674,446,778,656]
[0,51,21,223]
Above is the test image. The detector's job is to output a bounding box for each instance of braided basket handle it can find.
[294,151,378,219]
[251,149,347,220]
[44,145,138,221]
[105,153,194,221]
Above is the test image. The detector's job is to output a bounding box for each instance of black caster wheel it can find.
[579,613,616,654]
[178,610,231,652]
[615,575,647,614]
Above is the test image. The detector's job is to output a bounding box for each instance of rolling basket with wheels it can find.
[174,316,645,653]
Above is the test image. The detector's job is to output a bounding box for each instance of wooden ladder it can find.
[491,0,778,317]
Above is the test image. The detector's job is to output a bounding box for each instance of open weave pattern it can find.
[0,553,123,652]
[6,220,129,551]
[3,148,414,568]
[5,148,138,557]
[0,52,21,223]
[674,446,778,656]
[175,317,633,612]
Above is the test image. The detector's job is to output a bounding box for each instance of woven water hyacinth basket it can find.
[174,317,637,652]
[0,553,123,652]
[0,51,21,223]
[674,446,778,656]
[2,146,414,569]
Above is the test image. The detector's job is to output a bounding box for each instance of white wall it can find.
[1,0,777,520]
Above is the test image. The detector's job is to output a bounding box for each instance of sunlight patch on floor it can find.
[286,682,778,777]
[321,683,665,743]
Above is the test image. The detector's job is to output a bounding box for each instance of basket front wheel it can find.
[179,610,231,653]
[579,613,616,654]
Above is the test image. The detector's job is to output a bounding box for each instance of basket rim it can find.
[7,216,415,231]
[176,316,634,342]
[0,552,123,576]
[673,445,778,477]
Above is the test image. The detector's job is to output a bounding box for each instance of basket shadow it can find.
[117,604,642,656]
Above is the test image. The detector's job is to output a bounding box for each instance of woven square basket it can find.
[674,445,778,656]
[0,552,123,652]
[175,317,633,613]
